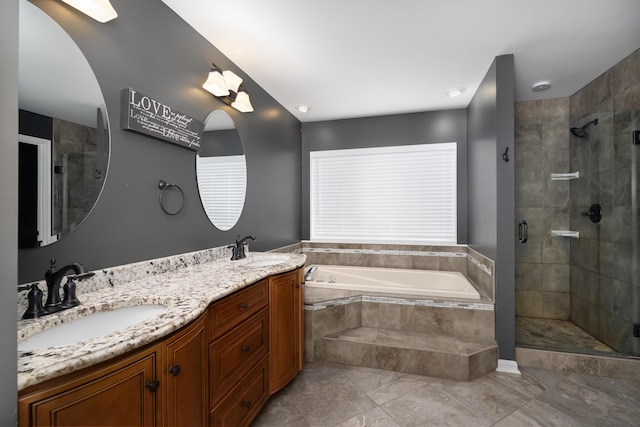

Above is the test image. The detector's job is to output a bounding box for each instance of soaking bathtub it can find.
[304,265,480,300]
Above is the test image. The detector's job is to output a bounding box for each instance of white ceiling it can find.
[162,0,640,122]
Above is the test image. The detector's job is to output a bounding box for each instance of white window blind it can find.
[196,155,246,231]
[310,143,457,244]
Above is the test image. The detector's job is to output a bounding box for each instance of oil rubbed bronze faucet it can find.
[228,235,257,260]
[22,259,95,319]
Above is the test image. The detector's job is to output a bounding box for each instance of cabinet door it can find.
[19,350,159,427]
[165,314,207,427]
[269,268,303,394]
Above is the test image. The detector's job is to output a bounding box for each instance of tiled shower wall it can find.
[52,118,103,235]
[514,98,572,319]
[569,48,639,355]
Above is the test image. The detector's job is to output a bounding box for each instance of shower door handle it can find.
[518,220,528,243]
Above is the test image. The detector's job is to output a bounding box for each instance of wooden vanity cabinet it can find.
[19,267,304,427]
[18,313,207,427]
[18,343,162,427]
[269,268,303,394]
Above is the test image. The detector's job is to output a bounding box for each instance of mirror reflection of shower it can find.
[570,118,598,138]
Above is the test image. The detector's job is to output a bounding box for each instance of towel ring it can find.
[158,180,184,216]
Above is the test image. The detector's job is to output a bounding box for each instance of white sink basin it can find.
[18,305,167,351]
[244,258,288,267]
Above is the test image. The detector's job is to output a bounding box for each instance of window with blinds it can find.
[310,143,457,244]
[196,154,247,231]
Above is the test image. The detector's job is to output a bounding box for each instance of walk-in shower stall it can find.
[514,48,639,359]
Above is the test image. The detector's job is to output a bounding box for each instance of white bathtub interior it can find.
[304,265,480,300]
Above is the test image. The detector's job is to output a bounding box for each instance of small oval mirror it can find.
[196,111,246,231]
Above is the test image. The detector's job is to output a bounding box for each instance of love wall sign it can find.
[121,88,203,151]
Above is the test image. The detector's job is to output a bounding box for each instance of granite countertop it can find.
[17,252,306,391]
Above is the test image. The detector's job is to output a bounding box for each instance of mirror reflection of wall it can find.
[18,0,110,249]
[196,111,247,231]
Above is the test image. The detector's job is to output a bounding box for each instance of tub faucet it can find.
[229,235,256,260]
[304,266,318,282]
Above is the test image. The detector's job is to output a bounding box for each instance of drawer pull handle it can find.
[169,364,181,376]
[146,379,160,393]
[296,284,300,288]
[240,302,248,309]
[242,345,251,352]
[242,401,252,409]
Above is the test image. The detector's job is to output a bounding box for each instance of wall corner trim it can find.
[496,359,521,375]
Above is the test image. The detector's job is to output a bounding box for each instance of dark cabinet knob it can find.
[296,284,300,288]
[242,401,252,409]
[146,379,160,392]
[240,302,248,309]
[242,345,251,352]
[169,364,181,376]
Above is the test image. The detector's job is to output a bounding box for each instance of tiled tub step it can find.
[317,327,497,381]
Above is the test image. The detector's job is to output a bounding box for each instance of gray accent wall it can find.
[467,55,516,360]
[301,110,468,242]
[1,0,19,422]
[19,0,302,282]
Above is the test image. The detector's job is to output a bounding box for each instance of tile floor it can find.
[253,360,640,426]
[516,316,614,353]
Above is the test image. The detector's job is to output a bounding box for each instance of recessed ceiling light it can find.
[532,81,551,91]
[446,88,466,98]
[295,105,311,113]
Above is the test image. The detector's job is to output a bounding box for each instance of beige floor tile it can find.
[493,399,585,427]
[256,360,640,427]
[381,384,492,426]
[332,407,401,427]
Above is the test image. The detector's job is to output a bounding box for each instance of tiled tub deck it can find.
[272,242,498,381]
[304,287,497,381]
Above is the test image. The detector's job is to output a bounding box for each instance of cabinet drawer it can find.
[208,279,268,341]
[209,356,269,427]
[209,308,269,408]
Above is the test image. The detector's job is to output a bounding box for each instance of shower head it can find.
[570,118,598,138]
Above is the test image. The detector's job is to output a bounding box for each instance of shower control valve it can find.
[581,204,603,223]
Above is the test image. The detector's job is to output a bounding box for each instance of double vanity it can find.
[17,250,306,427]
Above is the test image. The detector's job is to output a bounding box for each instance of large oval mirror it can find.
[196,111,247,231]
[18,0,110,248]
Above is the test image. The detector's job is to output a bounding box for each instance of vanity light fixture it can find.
[202,65,230,97]
[203,64,254,112]
[231,86,254,113]
[60,0,118,23]
[446,87,466,98]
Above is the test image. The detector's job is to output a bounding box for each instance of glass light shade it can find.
[203,70,230,96]
[223,70,243,93]
[60,0,118,23]
[231,91,254,113]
